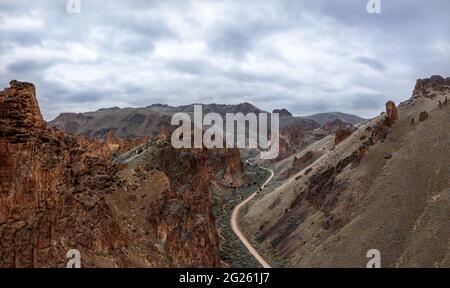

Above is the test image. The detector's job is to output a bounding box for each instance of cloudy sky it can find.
[1,0,449,120]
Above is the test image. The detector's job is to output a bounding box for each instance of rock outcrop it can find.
[276,119,320,161]
[273,108,293,117]
[1,82,142,267]
[412,75,450,98]
[384,100,398,127]
[419,111,429,122]
[0,80,46,135]
[320,118,356,146]
[147,147,222,267]
[334,127,354,145]
[0,81,243,268]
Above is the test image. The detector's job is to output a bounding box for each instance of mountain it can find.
[0,80,245,268]
[2,76,448,268]
[49,102,266,139]
[50,103,368,162]
[304,112,366,126]
[242,76,450,267]
[50,104,325,161]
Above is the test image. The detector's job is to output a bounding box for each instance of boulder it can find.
[419,111,429,122]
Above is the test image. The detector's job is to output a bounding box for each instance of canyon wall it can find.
[0,81,243,267]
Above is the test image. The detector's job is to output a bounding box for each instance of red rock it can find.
[0,81,244,268]
[277,120,319,160]
[385,101,398,124]
[334,127,353,145]
[0,80,46,136]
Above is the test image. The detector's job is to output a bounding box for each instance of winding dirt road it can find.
[231,160,274,268]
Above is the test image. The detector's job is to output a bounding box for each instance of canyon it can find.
[1,75,448,268]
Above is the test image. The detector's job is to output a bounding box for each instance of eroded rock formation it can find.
[0,81,140,267]
[412,75,450,98]
[384,100,399,127]
[334,127,353,145]
[0,81,243,268]
[277,120,319,161]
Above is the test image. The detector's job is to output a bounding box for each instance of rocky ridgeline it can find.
[0,81,243,267]
[258,100,400,250]
[273,108,293,117]
[412,75,450,98]
[296,75,450,224]
[408,75,449,126]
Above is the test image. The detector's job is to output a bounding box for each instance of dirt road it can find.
[231,161,274,268]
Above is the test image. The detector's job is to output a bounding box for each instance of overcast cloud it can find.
[1,0,449,120]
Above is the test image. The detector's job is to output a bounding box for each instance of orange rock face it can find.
[0,80,46,133]
[0,81,137,267]
[334,128,353,145]
[0,81,243,268]
[385,100,398,126]
[277,120,319,161]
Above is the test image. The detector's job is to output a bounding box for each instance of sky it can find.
[0,0,449,120]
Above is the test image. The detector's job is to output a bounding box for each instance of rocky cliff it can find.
[1,81,138,267]
[0,81,243,267]
[276,118,320,161]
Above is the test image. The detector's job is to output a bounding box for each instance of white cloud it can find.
[0,0,449,120]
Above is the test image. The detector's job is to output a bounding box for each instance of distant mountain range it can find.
[49,102,364,140]
[303,112,366,126]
